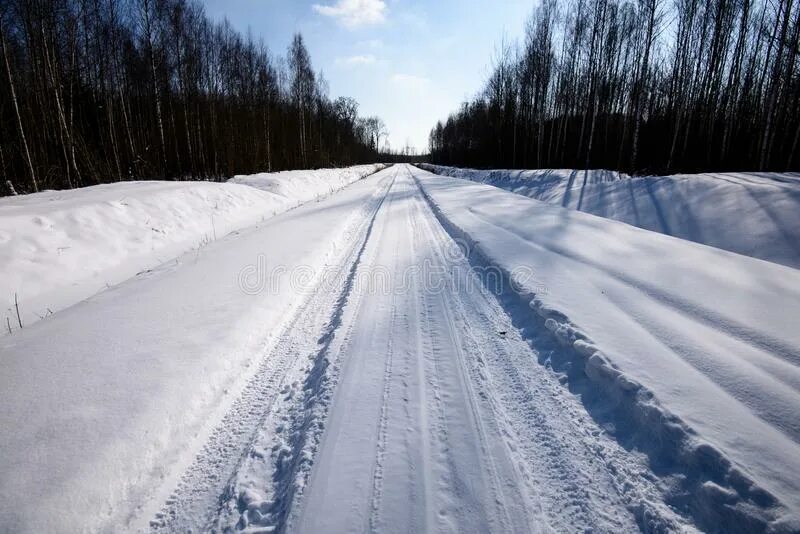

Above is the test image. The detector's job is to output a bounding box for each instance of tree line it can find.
[0,0,388,195]
[429,0,800,174]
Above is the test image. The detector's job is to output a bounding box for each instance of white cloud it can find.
[312,0,387,29]
[335,54,378,67]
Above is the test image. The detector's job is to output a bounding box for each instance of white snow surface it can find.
[0,168,389,532]
[228,164,385,201]
[414,166,800,529]
[420,163,800,269]
[2,164,799,533]
[0,164,384,333]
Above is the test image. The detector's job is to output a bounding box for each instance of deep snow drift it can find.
[420,163,800,269]
[413,166,800,531]
[0,165,384,333]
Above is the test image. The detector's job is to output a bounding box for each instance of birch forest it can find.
[0,0,386,194]
[428,0,800,173]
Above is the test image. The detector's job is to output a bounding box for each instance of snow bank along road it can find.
[420,163,800,269]
[0,164,384,334]
[1,164,799,532]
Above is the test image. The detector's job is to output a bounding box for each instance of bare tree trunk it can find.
[789,116,800,170]
[631,0,657,172]
[760,0,795,168]
[1,23,38,192]
[268,102,273,171]
[142,0,168,175]
[41,22,80,188]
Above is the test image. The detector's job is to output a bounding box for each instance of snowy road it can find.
[153,165,691,532]
[3,164,798,532]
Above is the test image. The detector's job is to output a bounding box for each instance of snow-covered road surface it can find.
[152,165,689,533]
[2,164,798,532]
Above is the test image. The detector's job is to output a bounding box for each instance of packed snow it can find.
[420,163,800,269]
[1,163,798,533]
[0,164,384,334]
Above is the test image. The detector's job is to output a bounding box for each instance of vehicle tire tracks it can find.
[150,169,397,533]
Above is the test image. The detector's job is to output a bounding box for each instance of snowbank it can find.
[420,164,800,269]
[0,164,384,333]
[229,164,385,203]
[412,167,800,531]
[0,168,394,532]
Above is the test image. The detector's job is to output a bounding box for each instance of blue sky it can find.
[201,0,533,153]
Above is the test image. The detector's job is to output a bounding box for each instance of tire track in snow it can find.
[407,173,437,534]
[358,168,529,533]
[220,171,397,532]
[256,167,399,533]
[415,211,519,533]
[149,168,397,532]
[410,168,695,531]
[415,177,536,531]
[154,164,697,533]
[363,174,433,533]
[366,249,399,533]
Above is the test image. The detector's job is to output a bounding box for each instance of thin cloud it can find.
[312,0,387,29]
[335,55,378,67]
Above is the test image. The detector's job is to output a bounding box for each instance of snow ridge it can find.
[412,172,797,533]
[419,163,800,269]
[1,164,385,334]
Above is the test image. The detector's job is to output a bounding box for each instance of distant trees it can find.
[0,0,383,195]
[430,0,800,173]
